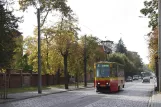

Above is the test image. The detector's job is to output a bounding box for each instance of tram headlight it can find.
[97,82,100,85]
[106,82,110,86]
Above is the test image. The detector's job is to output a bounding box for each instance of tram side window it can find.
[111,68,117,77]
[111,65,117,77]
[120,65,124,77]
[117,65,124,77]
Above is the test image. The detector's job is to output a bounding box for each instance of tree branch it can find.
[41,9,51,27]
[58,48,64,56]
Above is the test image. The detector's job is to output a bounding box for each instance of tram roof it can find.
[96,61,124,66]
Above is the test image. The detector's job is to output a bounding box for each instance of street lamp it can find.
[155,53,159,91]
[84,35,87,87]
[158,0,161,92]
[138,16,149,18]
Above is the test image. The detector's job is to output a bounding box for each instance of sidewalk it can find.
[0,83,94,104]
[151,91,161,107]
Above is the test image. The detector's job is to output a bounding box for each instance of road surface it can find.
[0,80,154,107]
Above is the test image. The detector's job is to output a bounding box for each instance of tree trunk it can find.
[57,68,60,85]
[76,71,79,88]
[64,54,68,89]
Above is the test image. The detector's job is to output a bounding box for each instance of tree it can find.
[115,38,127,55]
[140,0,158,71]
[23,12,79,89]
[23,36,38,72]
[19,0,73,26]
[68,35,105,87]
[10,33,23,69]
[53,15,79,89]
[41,27,56,74]
[16,53,33,71]
[0,1,20,70]
[108,53,143,77]
[108,53,131,76]
[140,0,158,30]
[127,51,143,74]
[23,34,63,74]
[68,42,83,87]
[148,28,158,71]
[54,30,75,89]
[83,36,100,71]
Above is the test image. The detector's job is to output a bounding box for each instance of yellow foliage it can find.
[148,28,158,71]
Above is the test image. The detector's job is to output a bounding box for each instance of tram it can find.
[94,61,125,92]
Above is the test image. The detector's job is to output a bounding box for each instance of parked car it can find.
[126,76,133,82]
[150,76,153,79]
[154,76,157,90]
[142,77,150,83]
[133,75,139,80]
[138,76,142,79]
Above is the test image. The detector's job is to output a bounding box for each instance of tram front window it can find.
[96,64,110,77]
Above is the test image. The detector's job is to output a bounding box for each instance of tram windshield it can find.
[96,64,110,77]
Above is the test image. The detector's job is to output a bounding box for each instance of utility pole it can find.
[158,0,161,92]
[37,8,42,94]
[84,35,87,87]
[155,56,159,91]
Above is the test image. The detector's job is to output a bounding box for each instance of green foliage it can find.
[127,51,143,68]
[108,53,142,76]
[112,38,143,76]
[16,53,33,71]
[23,36,37,70]
[68,42,83,77]
[143,64,153,72]
[10,36,23,68]
[140,0,158,29]
[19,0,73,26]
[108,51,143,76]
[115,38,127,54]
[23,35,63,74]
[0,1,21,70]
[108,53,126,64]
[23,14,79,76]
[79,35,105,71]
[140,0,158,71]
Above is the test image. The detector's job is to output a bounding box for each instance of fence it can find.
[0,69,67,89]
[0,69,94,99]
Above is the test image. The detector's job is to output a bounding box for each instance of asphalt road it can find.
[0,79,155,107]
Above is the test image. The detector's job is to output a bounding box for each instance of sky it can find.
[14,0,151,64]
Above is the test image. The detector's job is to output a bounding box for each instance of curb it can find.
[148,86,155,107]
[0,86,93,104]
[151,90,154,107]
[148,90,153,107]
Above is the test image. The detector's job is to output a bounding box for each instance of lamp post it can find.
[159,0,161,92]
[37,8,42,94]
[155,55,159,91]
[84,35,87,87]
[138,16,148,18]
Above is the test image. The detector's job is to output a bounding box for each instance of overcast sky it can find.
[14,0,151,64]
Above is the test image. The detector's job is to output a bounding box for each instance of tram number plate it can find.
[100,85,106,87]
